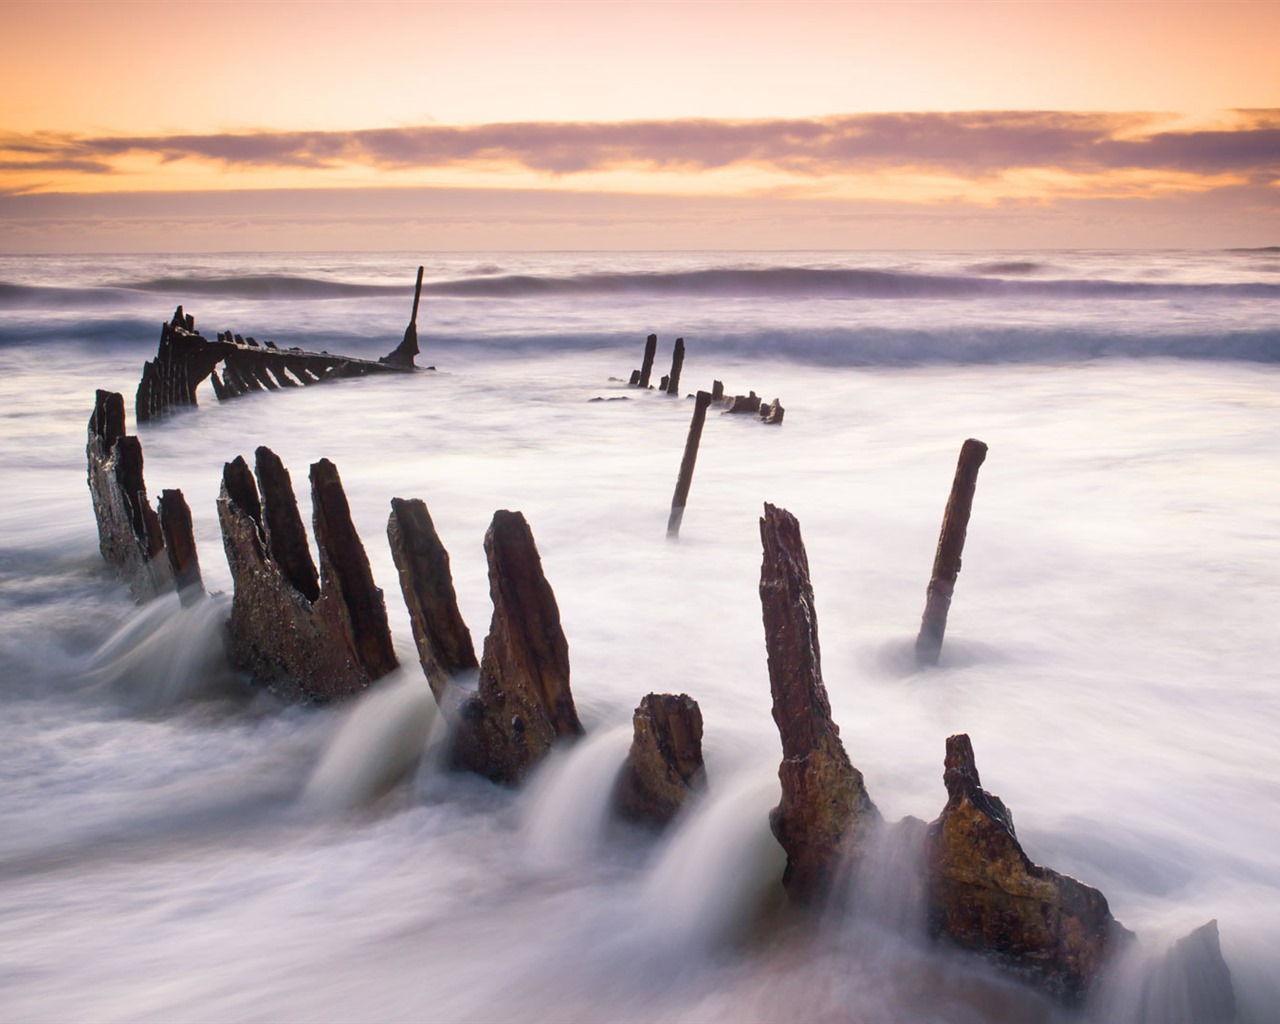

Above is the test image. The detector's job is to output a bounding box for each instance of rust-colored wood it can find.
[666,390,712,539]
[916,438,988,667]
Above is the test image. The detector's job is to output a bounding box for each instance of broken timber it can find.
[137,267,425,423]
[759,502,881,902]
[217,447,397,702]
[450,510,584,784]
[916,438,988,667]
[666,390,712,539]
[87,389,172,601]
[614,692,705,828]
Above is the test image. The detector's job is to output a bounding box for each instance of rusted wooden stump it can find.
[218,448,397,702]
[665,337,685,395]
[86,390,171,601]
[759,503,881,903]
[926,733,1131,1003]
[451,510,583,783]
[759,398,785,424]
[387,497,478,703]
[614,693,704,828]
[916,438,988,667]
[637,333,658,388]
[666,390,712,539]
[157,489,203,605]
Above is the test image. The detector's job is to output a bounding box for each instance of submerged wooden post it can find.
[638,334,658,388]
[916,438,988,667]
[666,390,712,539]
[665,337,685,395]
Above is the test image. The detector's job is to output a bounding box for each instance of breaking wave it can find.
[422,267,1280,301]
[7,266,1280,308]
[436,325,1280,366]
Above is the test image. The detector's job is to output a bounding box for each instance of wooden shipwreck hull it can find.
[136,267,425,423]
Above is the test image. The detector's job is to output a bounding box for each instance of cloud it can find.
[3,110,1278,181]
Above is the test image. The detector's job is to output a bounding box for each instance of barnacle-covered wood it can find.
[926,733,1131,1004]
[759,502,881,903]
[614,692,705,827]
[86,389,171,601]
[218,449,396,702]
[452,510,582,784]
[387,497,478,703]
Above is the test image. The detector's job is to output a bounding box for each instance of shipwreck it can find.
[135,266,426,423]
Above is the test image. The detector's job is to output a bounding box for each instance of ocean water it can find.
[0,249,1277,1022]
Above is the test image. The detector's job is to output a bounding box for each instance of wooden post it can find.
[916,438,988,667]
[666,390,712,539]
[666,337,685,395]
[158,489,204,605]
[638,334,658,388]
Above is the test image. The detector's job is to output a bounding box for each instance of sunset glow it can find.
[2,0,1277,250]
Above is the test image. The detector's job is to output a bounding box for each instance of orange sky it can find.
[1,0,1277,250]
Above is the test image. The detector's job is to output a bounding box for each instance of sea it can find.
[0,249,1277,1023]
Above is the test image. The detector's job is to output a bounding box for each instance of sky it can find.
[1,0,1278,251]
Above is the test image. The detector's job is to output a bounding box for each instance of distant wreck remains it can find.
[135,266,426,423]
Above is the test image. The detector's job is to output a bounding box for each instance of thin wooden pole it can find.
[667,390,712,538]
[666,337,685,395]
[638,334,658,388]
[916,438,988,666]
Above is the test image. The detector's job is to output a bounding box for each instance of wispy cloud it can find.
[3,111,1278,181]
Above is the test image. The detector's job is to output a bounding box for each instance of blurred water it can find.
[0,250,1277,1022]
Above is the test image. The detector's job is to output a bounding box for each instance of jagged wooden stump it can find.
[926,733,1131,1003]
[614,693,704,827]
[86,390,171,601]
[387,497,478,703]
[218,447,397,702]
[451,510,583,783]
[759,502,881,903]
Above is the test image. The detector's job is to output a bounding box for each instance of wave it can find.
[434,325,1280,366]
[423,267,1280,301]
[4,267,1280,308]
[119,275,405,299]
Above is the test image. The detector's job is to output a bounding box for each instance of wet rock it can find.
[614,692,705,827]
[759,502,881,903]
[86,390,171,601]
[926,733,1131,1004]
[452,510,582,784]
[727,390,762,415]
[759,398,785,425]
[387,497,478,703]
[218,449,397,702]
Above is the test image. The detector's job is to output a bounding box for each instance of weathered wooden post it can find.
[915,438,988,667]
[387,496,478,703]
[759,503,880,902]
[666,390,712,539]
[158,489,203,605]
[638,334,658,388]
[665,337,685,395]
